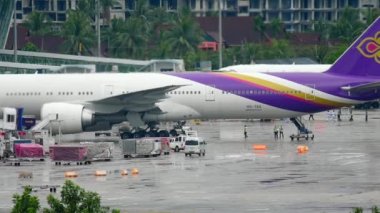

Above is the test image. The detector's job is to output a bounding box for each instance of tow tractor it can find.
[289,117,314,141]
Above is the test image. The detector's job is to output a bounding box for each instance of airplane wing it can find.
[90,85,186,112]
[341,81,380,93]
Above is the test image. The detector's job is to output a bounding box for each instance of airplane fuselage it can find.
[0,72,377,123]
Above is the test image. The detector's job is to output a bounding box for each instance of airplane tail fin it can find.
[326,17,380,76]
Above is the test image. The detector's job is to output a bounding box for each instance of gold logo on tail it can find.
[357,31,380,64]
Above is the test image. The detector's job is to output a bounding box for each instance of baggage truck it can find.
[121,138,161,158]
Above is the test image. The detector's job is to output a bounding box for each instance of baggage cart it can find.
[80,142,114,161]
[121,138,161,158]
[49,145,91,165]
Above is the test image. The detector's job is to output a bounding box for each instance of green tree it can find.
[239,43,261,64]
[330,7,364,44]
[23,11,50,51]
[270,39,294,59]
[12,186,40,213]
[22,42,39,52]
[252,15,266,42]
[163,8,202,58]
[148,7,175,46]
[77,0,96,18]
[61,10,96,55]
[132,0,150,18]
[324,44,348,64]
[269,18,282,38]
[313,44,329,63]
[108,17,148,58]
[313,19,330,41]
[100,0,117,25]
[43,180,116,213]
[362,8,380,26]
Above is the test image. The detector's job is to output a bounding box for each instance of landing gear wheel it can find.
[121,132,133,139]
[146,131,158,137]
[133,130,146,138]
[175,146,179,152]
[170,129,178,137]
[159,130,170,137]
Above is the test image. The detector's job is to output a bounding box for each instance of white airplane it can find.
[2,17,380,138]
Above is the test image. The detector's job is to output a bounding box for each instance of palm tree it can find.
[23,11,50,51]
[61,10,95,55]
[108,17,148,58]
[132,0,150,18]
[163,8,202,58]
[100,0,117,25]
[148,7,175,43]
[77,0,96,18]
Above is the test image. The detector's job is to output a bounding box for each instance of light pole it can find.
[97,0,101,57]
[218,0,223,69]
[14,0,17,62]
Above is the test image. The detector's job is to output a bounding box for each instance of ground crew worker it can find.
[244,125,248,138]
[309,114,314,120]
[273,125,278,140]
[279,125,284,139]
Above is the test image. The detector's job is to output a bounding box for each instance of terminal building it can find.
[7,0,380,32]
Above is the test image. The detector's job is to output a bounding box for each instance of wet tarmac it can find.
[1,110,380,212]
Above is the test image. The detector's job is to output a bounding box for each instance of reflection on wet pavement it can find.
[1,111,380,212]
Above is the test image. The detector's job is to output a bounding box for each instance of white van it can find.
[184,137,206,157]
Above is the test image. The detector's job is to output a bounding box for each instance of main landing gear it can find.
[289,117,314,141]
[120,120,189,139]
[120,121,172,139]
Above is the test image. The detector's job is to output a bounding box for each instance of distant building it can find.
[13,0,380,32]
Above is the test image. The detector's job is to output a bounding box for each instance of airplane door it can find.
[103,85,114,96]
[305,84,315,100]
[205,85,216,101]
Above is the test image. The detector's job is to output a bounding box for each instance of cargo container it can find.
[12,139,32,152]
[49,145,90,165]
[121,138,161,158]
[80,142,114,161]
[14,144,44,160]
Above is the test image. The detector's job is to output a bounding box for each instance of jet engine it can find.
[40,103,95,134]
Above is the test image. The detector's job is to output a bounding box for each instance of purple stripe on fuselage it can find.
[167,72,334,112]
[268,72,379,101]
